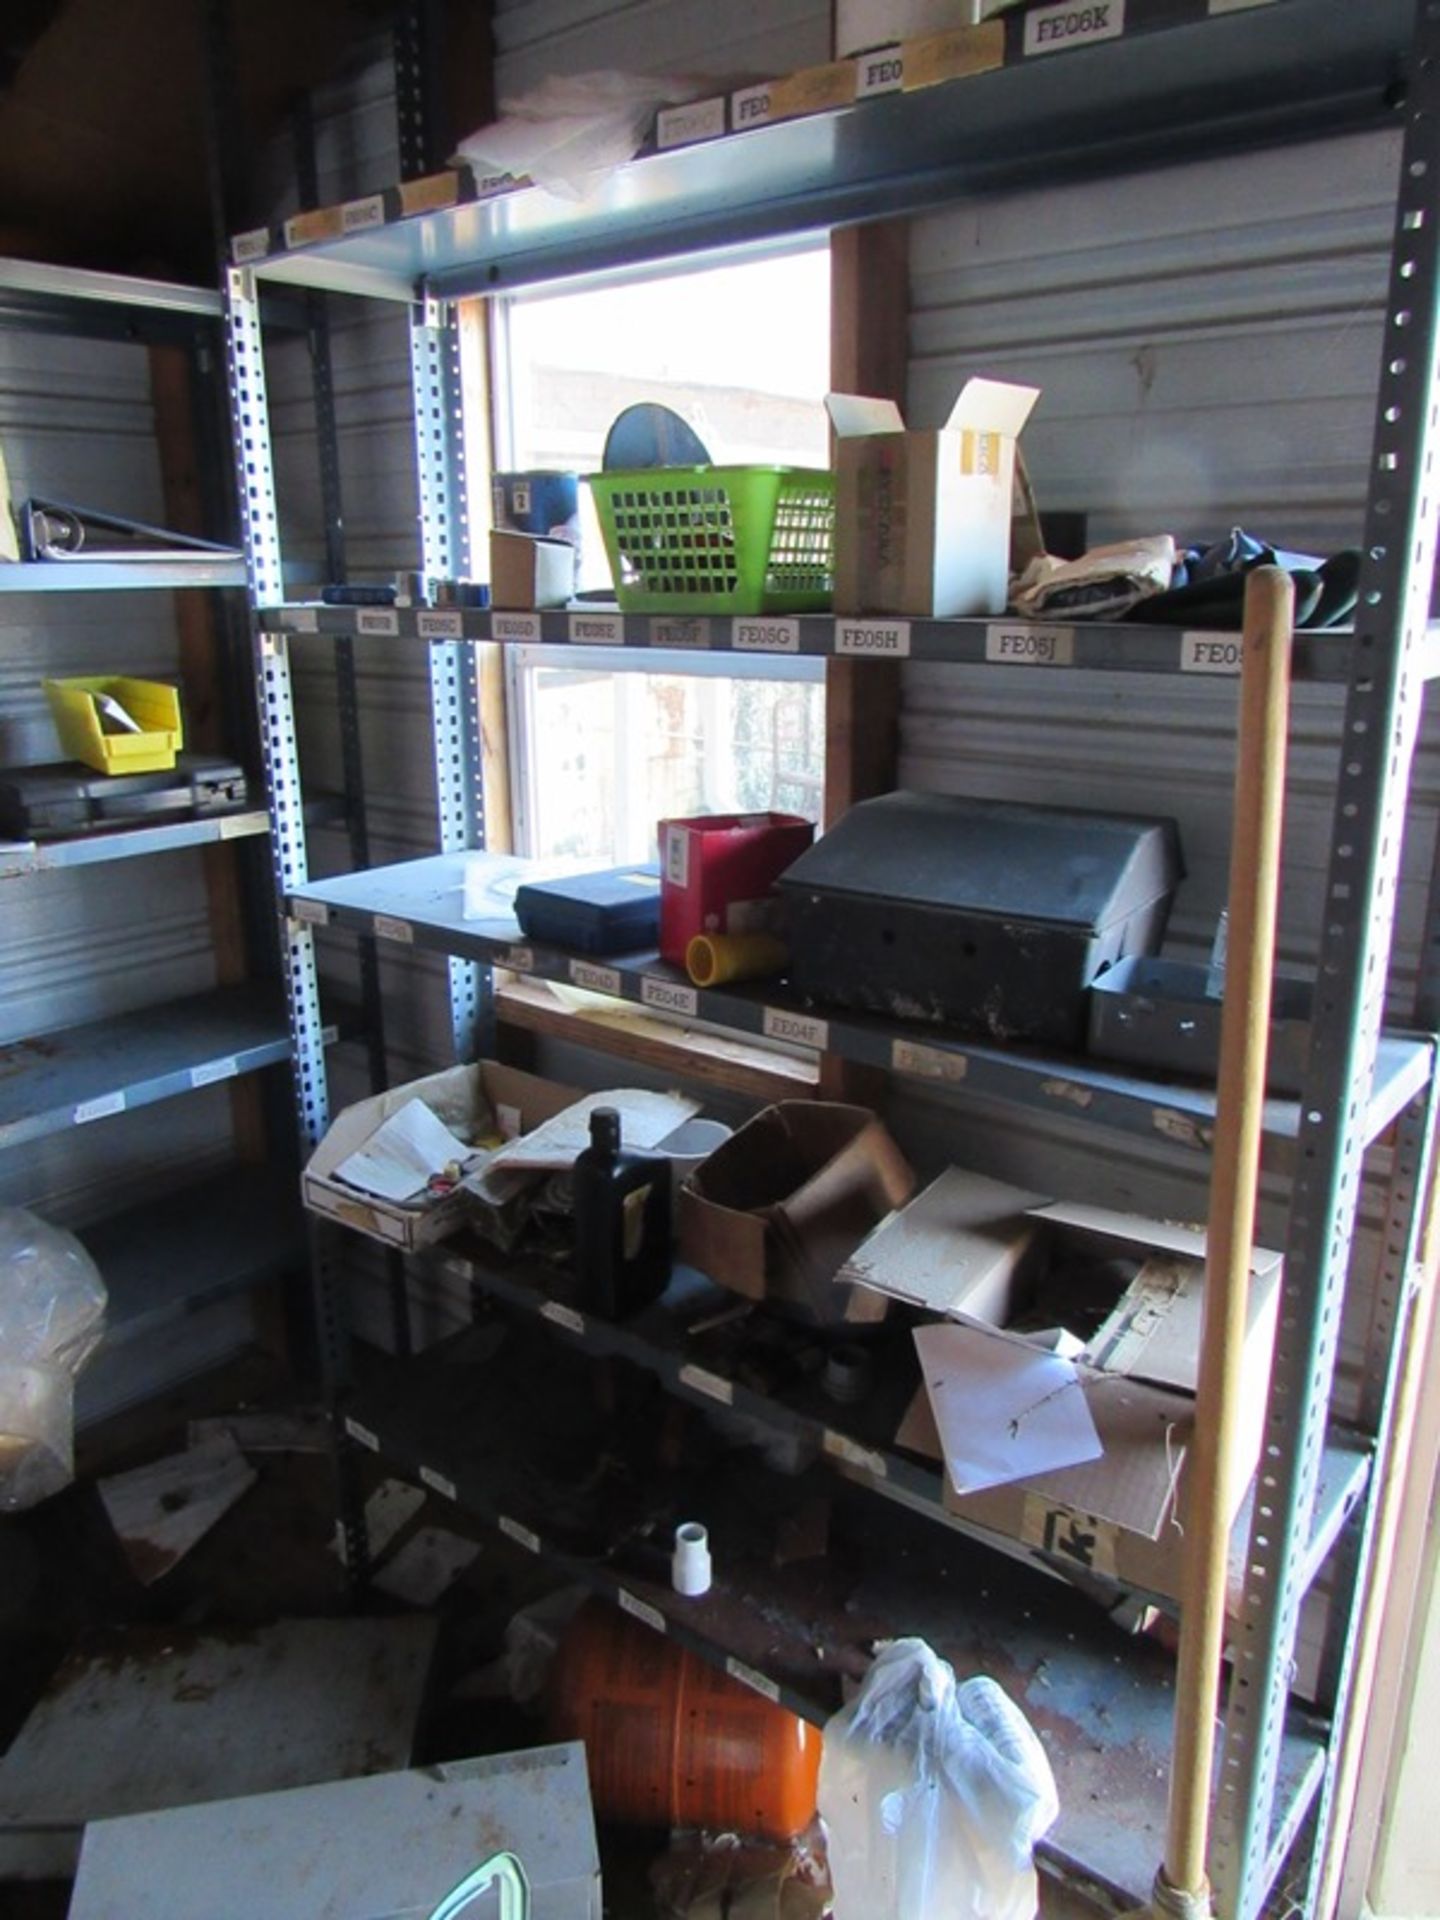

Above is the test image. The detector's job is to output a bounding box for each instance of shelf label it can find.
[651,617,710,651]
[732,618,800,653]
[678,1364,734,1406]
[503,946,535,974]
[656,96,726,149]
[569,614,622,646]
[287,607,319,632]
[284,206,344,248]
[341,193,386,232]
[418,610,464,638]
[357,608,400,636]
[191,1056,238,1088]
[618,1589,668,1633]
[763,1007,829,1051]
[1180,631,1243,675]
[642,976,698,1018]
[836,619,911,658]
[540,1299,586,1336]
[399,171,460,216]
[75,1091,125,1125]
[493,612,540,642]
[902,21,1005,91]
[1020,1497,1119,1578]
[985,623,1074,666]
[730,82,774,129]
[344,1418,379,1452]
[1023,0,1125,57]
[232,226,270,264]
[420,1465,457,1500]
[824,1430,889,1478]
[498,1514,541,1553]
[292,898,329,926]
[767,58,856,121]
[571,960,621,996]
[374,914,414,944]
[892,1038,968,1082]
[726,1658,781,1703]
[217,814,257,839]
[855,47,904,97]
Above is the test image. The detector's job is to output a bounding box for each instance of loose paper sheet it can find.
[470,1087,698,1200]
[914,1321,1103,1497]
[333,1098,474,1204]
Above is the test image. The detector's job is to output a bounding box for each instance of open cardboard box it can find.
[887,1189,1283,1599]
[677,1100,915,1327]
[303,1060,581,1251]
[826,377,1039,618]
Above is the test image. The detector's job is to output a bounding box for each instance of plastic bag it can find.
[817,1639,1058,1920]
[0,1207,107,1510]
[456,71,705,200]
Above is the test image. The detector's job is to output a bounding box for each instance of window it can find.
[487,245,831,864]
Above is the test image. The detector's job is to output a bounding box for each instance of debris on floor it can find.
[186,1408,330,1455]
[96,1431,257,1584]
[329,1476,426,1565]
[372,1524,481,1607]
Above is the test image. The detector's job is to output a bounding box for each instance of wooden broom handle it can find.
[1162,567,1295,1904]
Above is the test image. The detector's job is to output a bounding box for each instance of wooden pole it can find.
[1160,566,1294,1906]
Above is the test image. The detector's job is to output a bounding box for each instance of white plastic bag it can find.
[818,1638,1058,1920]
[0,1207,107,1510]
[456,71,704,200]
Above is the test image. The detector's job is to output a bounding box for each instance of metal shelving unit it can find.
[226,2,1440,1912]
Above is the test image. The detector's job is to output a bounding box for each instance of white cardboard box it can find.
[827,377,1039,617]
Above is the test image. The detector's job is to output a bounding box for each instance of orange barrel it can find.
[547,1598,821,1840]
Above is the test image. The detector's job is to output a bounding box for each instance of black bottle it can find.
[572,1107,672,1318]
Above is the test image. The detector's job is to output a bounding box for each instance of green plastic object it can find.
[587,464,835,614]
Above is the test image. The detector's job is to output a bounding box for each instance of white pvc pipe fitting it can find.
[672,1521,712,1597]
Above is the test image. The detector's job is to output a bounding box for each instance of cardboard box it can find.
[898,1199,1283,1599]
[303,1060,581,1251]
[837,1166,1044,1318]
[678,1101,915,1326]
[659,811,814,968]
[490,530,575,610]
[827,378,1039,617]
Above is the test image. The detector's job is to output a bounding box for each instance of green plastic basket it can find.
[587,465,835,615]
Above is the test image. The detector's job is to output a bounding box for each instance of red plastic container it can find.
[547,1598,822,1841]
[658,811,814,969]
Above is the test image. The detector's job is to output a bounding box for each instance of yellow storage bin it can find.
[42,676,183,775]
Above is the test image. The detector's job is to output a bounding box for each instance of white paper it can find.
[373,1525,481,1606]
[914,1322,1103,1498]
[333,1098,474,1203]
[475,1087,698,1191]
[99,1434,257,1583]
[328,1478,426,1565]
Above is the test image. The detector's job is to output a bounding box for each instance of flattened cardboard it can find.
[678,1101,915,1325]
[837,1166,1042,1319]
[914,1321,1103,1494]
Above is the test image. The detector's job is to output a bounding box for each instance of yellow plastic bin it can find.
[42,676,183,774]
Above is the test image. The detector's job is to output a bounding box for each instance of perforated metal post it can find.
[1210,6,1440,1910]
[410,296,488,1061]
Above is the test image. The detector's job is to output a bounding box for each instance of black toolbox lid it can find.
[776,791,1183,934]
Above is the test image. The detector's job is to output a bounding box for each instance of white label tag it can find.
[493,612,540,642]
[498,1514,541,1553]
[75,1091,125,1124]
[664,826,690,889]
[374,914,414,944]
[652,617,710,650]
[232,226,270,263]
[569,614,622,646]
[292,898,329,926]
[344,1418,379,1452]
[420,1465,457,1500]
[678,1364,734,1406]
[836,619,911,658]
[618,1589,668,1633]
[1181,631,1243,675]
[656,97,727,148]
[357,608,400,636]
[855,47,904,97]
[732,618,800,653]
[541,1299,586,1335]
[824,1430,889,1478]
[730,82,773,128]
[570,960,621,996]
[985,623,1075,666]
[763,1006,829,1051]
[892,1038,968,1082]
[1020,1497,1119,1578]
[504,946,535,974]
[288,607,319,632]
[191,1056,238,1088]
[643,976,698,1018]
[341,193,385,232]
[217,815,255,839]
[418,610,464,638]
[1024,0,1125,56]
[726,1658,781,1703]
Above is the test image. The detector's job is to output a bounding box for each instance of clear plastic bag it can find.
[0,1207,107,1510]
[818,1639,1058,1920]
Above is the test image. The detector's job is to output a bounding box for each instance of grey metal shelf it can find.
[239,0,1413,300]
[0,984,302,1150]
[264,602,1415,684]
[0,559,248,593]
[342,1324,1327,1915]
[286,851,1435,1157]
[0,809,270,879]
[0,258,223,324]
